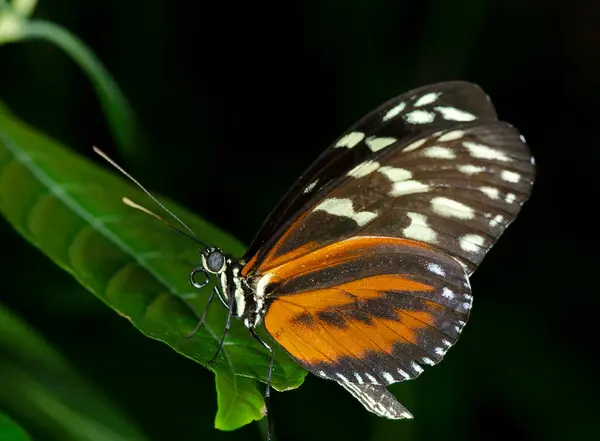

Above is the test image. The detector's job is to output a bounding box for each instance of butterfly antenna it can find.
[121,197,206,246]
[93,146,207,248]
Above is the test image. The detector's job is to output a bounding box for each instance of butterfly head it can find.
[190,247,234,312]
[201,247,228,274]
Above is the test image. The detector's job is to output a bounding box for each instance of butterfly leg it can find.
[205,290,234,367]
[249,328,274,441]
[186,285,219,338]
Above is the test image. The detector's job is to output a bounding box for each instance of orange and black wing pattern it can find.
[241,82,534,418]
[261,237,470,385]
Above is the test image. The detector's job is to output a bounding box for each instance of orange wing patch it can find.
[259,234,471,383]
[264,274,436,367]
[246,235,432,280]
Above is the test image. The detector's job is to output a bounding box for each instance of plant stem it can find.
[11,0,37,18]
[14,19,144,158]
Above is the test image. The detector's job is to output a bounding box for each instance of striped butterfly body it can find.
[197,81,535,421]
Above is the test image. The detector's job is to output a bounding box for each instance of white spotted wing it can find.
[244,81,499,265]
[245,122,534,276]
[296,121,534,275]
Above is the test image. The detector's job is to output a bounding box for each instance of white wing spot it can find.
[422,357,435,366]
[411,362,424,374]
[435,106,476,121]
[397,369,411,380]
[427,263,445,276]
[365,373,379,384]
[336,373,349,382]
[403,138,427,152]
[438,130,465,142]
[366,136,397,152]
[501,170,521,183]
[354,373,364,384]
[463,141,512,162]
[479,186,500,199]
[435,347,446,356]
[422,146,456,159]
[431,197,475,219]
[378,166,412,182]
[462,302,472,310]
[313,198,378,226]
[303,179,319,193]
[383,101,406,121]
[490,214,504,226]
[519,134,526,143]
[464,294,473,301]
[318,370,328,378]
[335,131,365,149]
[404,212,438,244]
[460,234,485,252]
[390,180,430,197]
[442,339,452,347]
[414,92,441,107]
[347,160,380,178]
[381,371,395,383]
[458,164,486,175]
[442,287,455,299]
[405,110,436,124]
[505,193,516,203]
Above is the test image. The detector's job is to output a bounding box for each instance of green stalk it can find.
[0,15,144,158]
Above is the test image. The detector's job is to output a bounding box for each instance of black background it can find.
[1,1,599,440]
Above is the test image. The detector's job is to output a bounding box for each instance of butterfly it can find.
[96,80,535,437]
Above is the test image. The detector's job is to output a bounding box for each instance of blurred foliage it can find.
[0,410,31,441]
[0,1,599,441]
[0,302,149,441]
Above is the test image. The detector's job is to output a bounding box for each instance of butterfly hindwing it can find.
[262,237,470,385]
[244,81,499,268]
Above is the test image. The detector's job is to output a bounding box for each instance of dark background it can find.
[1,1,599,440]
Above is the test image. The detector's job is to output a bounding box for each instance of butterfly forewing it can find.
[250,121,533,277]
[244,81,499,268]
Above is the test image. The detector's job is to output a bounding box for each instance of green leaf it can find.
[215,373,265,431]
[0,302,148,441]
[0,100,307,431]
[0,410,31,441]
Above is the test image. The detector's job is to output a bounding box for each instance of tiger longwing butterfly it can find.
[96,81,534,436]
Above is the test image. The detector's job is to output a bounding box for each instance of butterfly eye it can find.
[204,250,226,274]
